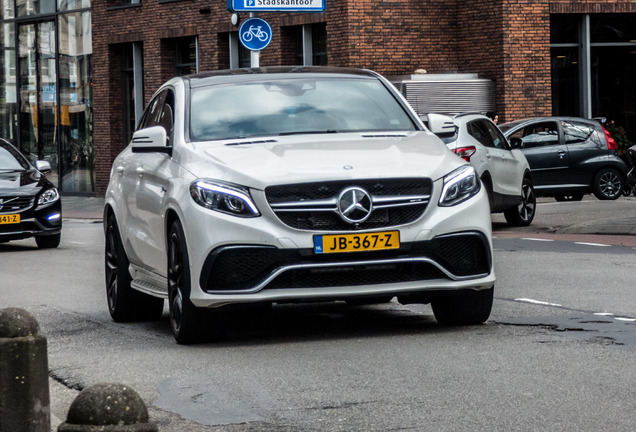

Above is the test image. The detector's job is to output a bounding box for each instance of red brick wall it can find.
[92,0,636,195]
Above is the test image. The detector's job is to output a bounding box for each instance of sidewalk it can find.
[61,196,104,221]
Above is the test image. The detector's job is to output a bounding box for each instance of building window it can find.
[59,10,94,193]
[108,0,140,7]
[174,36,197,76]
[291,24,327,66]
[58,0,91,11]
[229,32,251,69]
[17,0,56,16]
[0,22,17,143]
[121,42,143,142]
[312,23,327,66]
[550,14,636,142]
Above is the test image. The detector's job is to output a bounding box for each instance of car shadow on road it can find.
[141,301,490,347]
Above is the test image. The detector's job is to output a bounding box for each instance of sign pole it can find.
[250,12,260,68]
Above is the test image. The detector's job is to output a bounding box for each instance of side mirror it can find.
[425,113,456,136]
[509,137,524,149]
[35,160,52,173]
[131,126,172,155]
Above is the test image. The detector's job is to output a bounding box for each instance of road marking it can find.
[521,238,554,242]
[574,242,611,247]
[592,312,635,323]
[515,298,563,307]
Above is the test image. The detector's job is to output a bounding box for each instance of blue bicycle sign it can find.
[239,18,272,51]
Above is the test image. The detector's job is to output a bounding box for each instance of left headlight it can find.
[439,165,481,207]
[38,188,60,206]
[190,180,260,218]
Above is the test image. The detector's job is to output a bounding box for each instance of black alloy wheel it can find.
[593,168,623,200]
[168,219,223,344]
[503,177,536,227]
[105,214,163,322]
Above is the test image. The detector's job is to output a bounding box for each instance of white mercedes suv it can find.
[104,67,496,344]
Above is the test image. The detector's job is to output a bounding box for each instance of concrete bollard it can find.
[57,383,158,431]
[0,307,51,432]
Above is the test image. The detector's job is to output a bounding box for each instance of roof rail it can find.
[452,111,485,119]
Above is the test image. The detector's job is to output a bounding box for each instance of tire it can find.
[431,286,494,326]
[622,184,634,197]
[503,177,536,227]
[554,193,584,202]
[168,219,224,344]
[592,168,623,200]
[35,233,60,249]
[105,214,164,322]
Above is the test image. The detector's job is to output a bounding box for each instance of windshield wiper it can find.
[279,130,339,136]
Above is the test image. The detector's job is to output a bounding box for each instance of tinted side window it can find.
[482,121,509,150]
[509,121,559,148]
[563,121,594,144]
[139,92,166,130]
[467,121,492,147]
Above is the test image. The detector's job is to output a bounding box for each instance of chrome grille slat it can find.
[265,179,432,231]
[0,196,35,213]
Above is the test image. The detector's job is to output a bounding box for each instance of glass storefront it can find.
[0,0,93,193]
[551,14,636,143]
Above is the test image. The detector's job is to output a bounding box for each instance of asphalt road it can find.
[1,195,635,431]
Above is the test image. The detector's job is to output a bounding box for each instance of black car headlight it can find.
[190,180,260,217]
[439,165,481,207]
[38,187,60,206]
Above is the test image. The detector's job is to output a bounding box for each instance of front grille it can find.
[0,196,34,213]
[265,178,432,231]
[200,232,491,293]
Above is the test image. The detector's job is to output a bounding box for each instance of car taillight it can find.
[602,126,618,150]
[452,146,476,162]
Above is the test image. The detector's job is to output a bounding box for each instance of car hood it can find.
[186,132,464,189]
[0,169,49,195]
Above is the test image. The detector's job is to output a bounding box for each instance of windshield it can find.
[0,142,30,170]
[189,76,417,141]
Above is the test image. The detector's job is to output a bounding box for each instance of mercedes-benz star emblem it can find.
[337,187,372,224]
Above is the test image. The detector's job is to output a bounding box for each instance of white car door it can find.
[473,119,524,197]
[127,90,175,274]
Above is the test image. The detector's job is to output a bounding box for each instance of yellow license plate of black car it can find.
[0,214,20,224]
[314,231,400,254]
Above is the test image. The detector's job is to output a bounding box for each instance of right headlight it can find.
[439,165,481,207]
[190,180,260,217]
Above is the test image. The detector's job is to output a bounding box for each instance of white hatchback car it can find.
[427,113,536,226]
[104,67,496,344]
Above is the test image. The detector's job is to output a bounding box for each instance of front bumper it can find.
[185,181,495,308]
[0,201,62,241]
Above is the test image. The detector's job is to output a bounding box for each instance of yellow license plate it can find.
[314,231,400,254]
[0,214,20,224]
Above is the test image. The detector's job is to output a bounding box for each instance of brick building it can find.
[1,1,635,195]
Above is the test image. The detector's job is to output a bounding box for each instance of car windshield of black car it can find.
[0,145,29,171]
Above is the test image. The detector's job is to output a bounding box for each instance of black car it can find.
[500,117,627,201]
[0,138,62,248]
